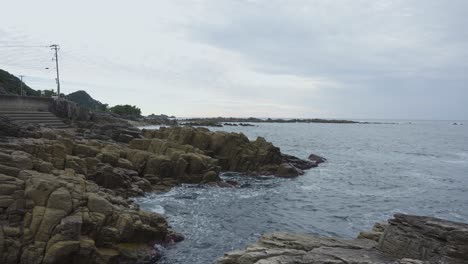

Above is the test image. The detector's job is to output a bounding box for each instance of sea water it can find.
[136,121,468,263]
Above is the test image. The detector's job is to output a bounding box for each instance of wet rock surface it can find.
[217,214,468,264]
[0,115,323,263]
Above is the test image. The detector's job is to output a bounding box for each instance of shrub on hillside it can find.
[109,104,141,116]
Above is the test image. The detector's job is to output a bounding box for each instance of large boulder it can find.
[50,99,90,121]
[87,165,133,190]
[65,155,87,175]
[142,126,321,177]
[0,142,176,264]
[0,151,33,170]
[379,214,468,263]
[218,214,468,264]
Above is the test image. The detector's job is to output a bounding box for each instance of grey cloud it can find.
[0,0,467,119]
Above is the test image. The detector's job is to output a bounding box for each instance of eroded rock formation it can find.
[0,150,174,264]
[0,113,324,264]
[143,126,324,177]
[217,214,468,264]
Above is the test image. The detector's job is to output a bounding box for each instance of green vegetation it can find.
[109,104,141,116]
[0,69,41,96]
[67,90,108,111]
[41,90,56,97]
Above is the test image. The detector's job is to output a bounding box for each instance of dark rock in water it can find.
[0,112,325,264]
[217,214,468,264]
[143,126,320,177]
[163,232,185,244]
[182,121,223,127]
[281,153,325,171]
[308,153,327,164]
[225,179,239,186]
[276,162,303,178]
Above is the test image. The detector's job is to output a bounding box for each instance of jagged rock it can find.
[308,153,327,164]
[87,193,113,216]
[143,126,320,177]
[74,144,100,158]
[34,160,54,173]
[0,163,20,177]
[0,116,21,137]
[125,149,151,174]
[22,171,61,206]
[218,214,468,264]
[88,165,133,190]
[117,158,133,170]
[117,133,134,143]
[20,242,46,264]
[46,187,72,213]
[65,155,87,175]
[203,170,219,182]
[0,151,33,170]
[0,142,176,264]
[43,240,80,264]
[379,214,468,263]
[358,222,387,242]
[276,162,303,178]
[1,117,325,263]
[144,154,173,178]
[128,138,220,184]
[50,98,91,121]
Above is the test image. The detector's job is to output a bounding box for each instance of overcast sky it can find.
[1,0,467,119]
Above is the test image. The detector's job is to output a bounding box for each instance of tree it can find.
[109,104,141,116]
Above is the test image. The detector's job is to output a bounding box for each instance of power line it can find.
[0,45,49,48]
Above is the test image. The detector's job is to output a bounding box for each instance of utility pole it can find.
[19,75,24,96]
[50,44,61,96]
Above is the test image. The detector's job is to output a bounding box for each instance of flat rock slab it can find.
[217,232,396,264]
[218,214,468,264]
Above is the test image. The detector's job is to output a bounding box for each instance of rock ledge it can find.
[217,214,468,264]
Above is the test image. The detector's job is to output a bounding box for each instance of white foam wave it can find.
[151,204,165,214]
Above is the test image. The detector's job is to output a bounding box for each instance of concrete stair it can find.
[0,111,69,129]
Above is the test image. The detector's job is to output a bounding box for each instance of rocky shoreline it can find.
[1,101,467,264]
[0,104,324,264]
[218,214,468,264]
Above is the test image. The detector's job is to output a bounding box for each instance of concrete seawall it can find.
[0,95,52,111]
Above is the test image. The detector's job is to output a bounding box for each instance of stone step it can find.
[0,111,54,115]
[0,111,69,129]
[14,119,64,124]
[5,116,60,120]
[1,112,56,117]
